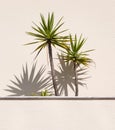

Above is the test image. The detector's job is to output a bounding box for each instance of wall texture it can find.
[0,100,115,130]
[0,0,115,96]
[0,0,115,129]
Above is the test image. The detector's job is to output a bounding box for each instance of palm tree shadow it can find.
[55,56,88,96]
[5,63,52,96]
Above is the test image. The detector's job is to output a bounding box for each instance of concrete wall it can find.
[0,0,115,130]
[0,0,115,96]
[0,100,115,130]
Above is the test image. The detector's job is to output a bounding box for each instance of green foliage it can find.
[62,34,94,66]
[60,34,94,96]
[25,12,69,96]
[41,90,52,96]
[25,12,68,58]
[22,12,94,96]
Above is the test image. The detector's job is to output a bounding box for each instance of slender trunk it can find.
[48,42,58,96]
[73,62,78,96]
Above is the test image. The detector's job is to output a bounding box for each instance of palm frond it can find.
[32,42,47,53]
[40,13,47,31]
[25,12,68,58]
[24,41,38,46]
[62,34,94,67]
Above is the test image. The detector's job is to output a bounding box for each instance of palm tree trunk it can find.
[73,62,78,96]
[48,42,58,96]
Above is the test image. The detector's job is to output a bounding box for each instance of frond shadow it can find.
[5,63,52,96]
[55,55,88,96]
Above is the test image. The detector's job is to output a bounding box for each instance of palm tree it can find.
[25,13,68,96]
[62,34,94,96]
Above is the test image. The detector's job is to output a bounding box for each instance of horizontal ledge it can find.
[0,97,115,100]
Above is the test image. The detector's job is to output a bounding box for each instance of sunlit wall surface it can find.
[0,0,115,96]
[0,0,115,129]
[0,100,115,130]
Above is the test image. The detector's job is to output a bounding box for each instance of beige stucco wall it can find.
[0,0,115,129]
[0,0,115,96]
[0,100,115,130]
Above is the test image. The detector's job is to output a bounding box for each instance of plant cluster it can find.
[6,12,94,96]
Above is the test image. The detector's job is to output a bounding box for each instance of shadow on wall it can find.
[55,56,87,96]
[5,57,88,96]
[5,63,52,96]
